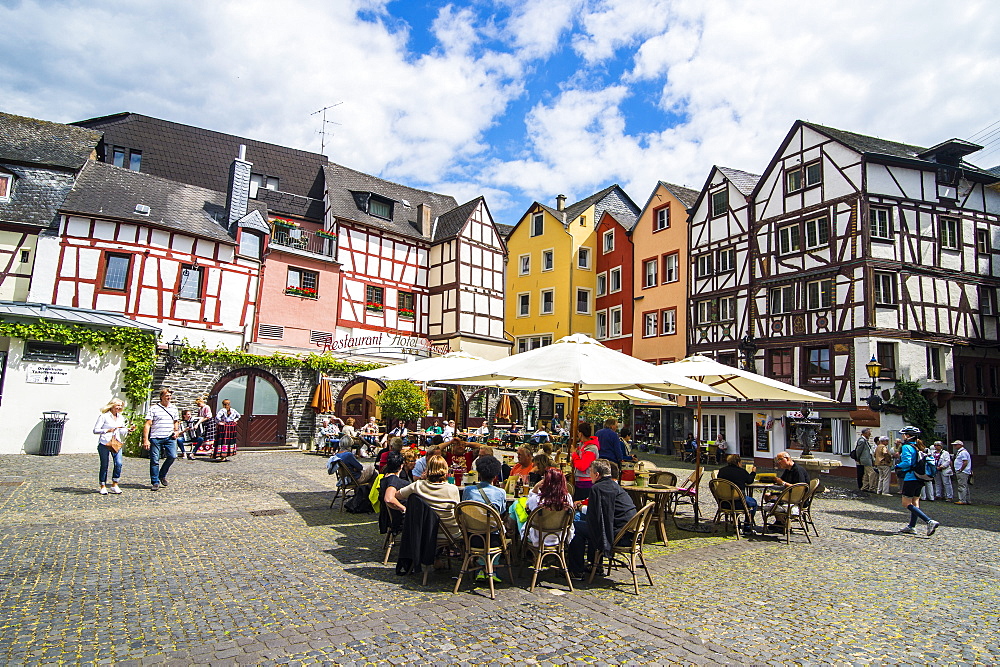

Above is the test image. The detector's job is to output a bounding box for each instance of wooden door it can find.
[211,369,288,448]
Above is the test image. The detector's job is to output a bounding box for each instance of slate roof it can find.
[0,164,78,229]
[495,223,514,239]
[0,112,101,170]
[716,167,761,196]
[660,181,700,209]
[0,300,159,332]
[324,163,458,241]
[433,197,482,242]
[73,113,327,219]
[61,161,267,245]
[600,208,638,231]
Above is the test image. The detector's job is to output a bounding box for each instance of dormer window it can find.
[368,196,393,220]
[250,173,279,198]
[0,172,11,202]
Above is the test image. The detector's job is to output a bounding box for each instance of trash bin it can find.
[39,411,68,456]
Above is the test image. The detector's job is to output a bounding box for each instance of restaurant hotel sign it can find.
[316,330,450,357]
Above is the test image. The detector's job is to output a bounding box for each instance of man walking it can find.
[853,428,872,489]
[596,418,631,466]
[143,387,179,491]
[874,436,894,495]
[896,426,940,536]
[857,428,877,492]
[953,440,972,505]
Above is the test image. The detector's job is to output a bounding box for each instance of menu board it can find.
[755,423,770,452]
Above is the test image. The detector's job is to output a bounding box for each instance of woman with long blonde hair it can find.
[93,398,130,495]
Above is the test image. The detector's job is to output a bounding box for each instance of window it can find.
[287,268,319,299]
[542,249,554,271]
[603,230,615,253]
[19,250,29,263]
[643,312,658,337]
[711,189,728,217]
[806,279,833,310]
[540,289,554,315]
[642,259,658,288]
[238,231,262,259]
[786,161,822,192]
[576,288,591,315]
[804,217,830,250]
[101,253,131,291]
[717,353,737,368]
[876,342,897,380]
[926,345,942,381]
[769,285,795,314]
[873,272,897,306]
[654,205,670,231]
[531,213,544,237]
[978,229,991,255]
[596,311,608,339]
[940,217,960,250]
[577,247,591,270]
[696,254,713,278]
[111,147,142,172]
[980,286,998,316]
[662,253,679,283]
[696,300,715,324]
[768,349,793,381]
[0,173,11,201]
[517,293,530,317]
[23,341,79,363]
[717,297,735,321]
[518,254,530,276]
[364,284,383,310]
[177,265,203,300]
[716,248,735,273]
[701,414,726,443]
[249,173,279,198]
[368,197,392,220]
[871,206,893,240]
[778,224,801,255]
[609,267,622,293]
[517,335,552,353]
[596,272,607,296]
[660,308,676,335]
[398,291,415,319]
[804,347,831,385]
[610,307,622,337]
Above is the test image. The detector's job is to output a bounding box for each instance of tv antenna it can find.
[311,103,343,155]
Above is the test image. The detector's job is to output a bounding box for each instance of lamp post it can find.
[164,335,186,372]
[864,355,883,411]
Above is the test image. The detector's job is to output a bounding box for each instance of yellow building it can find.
[505,186,639,354]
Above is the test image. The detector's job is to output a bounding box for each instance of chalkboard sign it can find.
[755,424,770,452]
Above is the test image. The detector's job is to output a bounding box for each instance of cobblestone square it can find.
[1,451,997,665]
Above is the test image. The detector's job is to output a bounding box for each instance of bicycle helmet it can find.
[898,426,921,436]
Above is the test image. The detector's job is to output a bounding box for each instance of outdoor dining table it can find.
[621,482,681,542]
[746,482,783,500]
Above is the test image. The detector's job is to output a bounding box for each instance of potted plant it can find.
[366,301,383,312]
[285,286,318,298]
[316,229,338,240]
[398,307,415,319]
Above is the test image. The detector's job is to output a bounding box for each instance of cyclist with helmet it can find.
[895,426,940,536]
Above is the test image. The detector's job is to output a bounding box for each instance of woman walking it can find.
[213,398,241,461]
[194,396,215,459]
[93,398,130,495]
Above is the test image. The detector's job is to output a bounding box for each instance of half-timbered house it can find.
[689,120,1000,468]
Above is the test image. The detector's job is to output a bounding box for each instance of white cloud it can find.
[499,0,582,60]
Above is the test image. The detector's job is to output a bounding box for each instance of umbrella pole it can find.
[569,384,581,447]
[694,395,703,524]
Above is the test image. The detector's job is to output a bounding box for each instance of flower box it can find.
[398,308,415,319]
[316,229,338,240]
[271,218,299,229]
[285,286,318,298]
[365,302,383,312]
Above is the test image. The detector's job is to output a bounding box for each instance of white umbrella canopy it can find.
[663,355,835,402]
[358,351,493,383]
[547,387,677,406]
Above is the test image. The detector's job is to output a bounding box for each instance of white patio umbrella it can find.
[358,351,489,383]
[547,387,677,406]
[432,334,726,445]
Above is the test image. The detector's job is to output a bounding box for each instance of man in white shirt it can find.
[143,387,180,491]
[442,420,456,440]
[952,440,972,504]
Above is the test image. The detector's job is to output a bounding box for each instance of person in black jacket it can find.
[717,454,758,528]
[567,459,636,579]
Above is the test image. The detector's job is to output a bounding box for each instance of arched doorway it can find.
[336,377,383,423]
[210,368,288,448]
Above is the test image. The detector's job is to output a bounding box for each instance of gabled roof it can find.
[507,184,638,237]
[563,184,620,222]
[638,180,700,216]
[73,113,327,219]
[715,167,760,196]
[433,197,482,242]
[598,208,637,231]
[495,223,514,240]
[61,161,267,245]
[324,162,458,241]
[0,164,78,229]
[0,112,101,170]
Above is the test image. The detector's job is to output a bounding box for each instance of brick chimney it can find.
[556,194,566,211]
[225,144,252,229]
[416,203,432,238]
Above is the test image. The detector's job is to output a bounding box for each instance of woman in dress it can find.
[194,396,215,459]
[93,398,130,495]
[214,398,241,461]
[176,409,203,461]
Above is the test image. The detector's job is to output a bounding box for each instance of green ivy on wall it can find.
[891,378,938,439]
[178,343,384,375]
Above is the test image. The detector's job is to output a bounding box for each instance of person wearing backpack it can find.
[851,428,871,490]
[895,426,940,536]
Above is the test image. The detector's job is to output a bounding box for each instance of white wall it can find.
[0,338,129,455]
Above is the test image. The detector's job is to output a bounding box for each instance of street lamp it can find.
[164,335,186,372]
[864,355,883,411]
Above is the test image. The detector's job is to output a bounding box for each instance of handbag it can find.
[107,433,123,453]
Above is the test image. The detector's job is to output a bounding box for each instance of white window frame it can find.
[926,345,942,382]
[610,306,622,337]
[769,285,795,314]
[603,230,615,253]
[873,272,897,306]
[530,212,544,237]
[696,254,713,278]
[696,300,714,324]
[540,289,554,315]
[576,288,592,315]
[541,249,554,272]
[517,292,530,318]
[663,253,679,283]
[806,279,833,310]
[642,259,657,288]
[518,254,530,276]
[596,310,608,339]
[517,335,552,353]
[804,216,830,250]
[577,247,591,270]
[778,224,801,255]
[871,206,893,240]
[643,312,658,338]
[609,267,622,293]
[940,217,960,250]
[596,272,607,297]
[0,173,11,202]
[654,205,669,231]
[716,248,735,273]
[660,308,677,335]
[717,296,735,321]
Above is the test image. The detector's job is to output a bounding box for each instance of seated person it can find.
[461,456,506,514]
[529,426,550,445]
[400,449,418,483]
[567,459,636,579]
[716,454,758,520]
[377,437,404,472]
[397,455,461,540]
[319,417,341,451]
[327,443,363,484]
[509,446,533,483]
[525,467,575,547]
[380,452,409,532]
[413,436,444,479]
[763,450,810,506]
[528,453,552,486]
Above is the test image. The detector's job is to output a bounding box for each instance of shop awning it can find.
[0,301,160,333]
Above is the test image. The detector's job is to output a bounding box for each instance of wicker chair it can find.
[521,506,575,592]
[329,459,363,511]
[708,478,754,538]
[452,501,515,600]
[760,483,811,544]
[801,478,821,537]
[588,502,656,595]
[648,471,677,487]
[668,468,703,518]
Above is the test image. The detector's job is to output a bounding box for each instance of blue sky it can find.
[2,0,999,223]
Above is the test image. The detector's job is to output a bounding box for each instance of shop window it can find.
[23,341,79,363]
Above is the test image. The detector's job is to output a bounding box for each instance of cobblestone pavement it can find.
[0,451,997,665]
